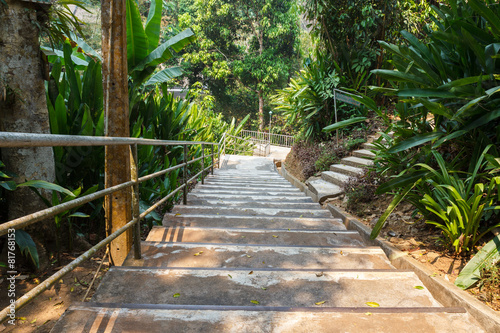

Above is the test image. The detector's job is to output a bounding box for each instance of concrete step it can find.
[163,214,346,230]
[341,156,374,168]
[352,149,376,159]
[124,243,391,269]
[191,188,305,196]
[204,179,292,186]
[91,268,439,308]
[306,179,343,203]
[199,182,296,189]
[171,206,331,218]
[187,193,314,203]
[52,305,485,333]
[330,164,364,177]
[362,142,377,150]
[187,199,321,209]
[321,171,350,187]
[146,226,366,247]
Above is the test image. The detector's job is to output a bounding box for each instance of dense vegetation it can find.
[1,0,498,296]
[279,0,499,291]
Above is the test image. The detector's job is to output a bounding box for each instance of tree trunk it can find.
[258,90,264,131]
[0,0,56,246]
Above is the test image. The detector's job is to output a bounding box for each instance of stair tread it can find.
[146,226,365,246]
[123,242,392,270]
[52,305,483,333]
[171,206,331,218]
[163,214,346,230]
[91,267,440,308]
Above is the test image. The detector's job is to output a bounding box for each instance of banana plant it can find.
[126,0,196,90]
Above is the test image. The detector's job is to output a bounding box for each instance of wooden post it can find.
[102,0,131,266]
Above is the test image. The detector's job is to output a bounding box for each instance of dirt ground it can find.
[0,250,109,332]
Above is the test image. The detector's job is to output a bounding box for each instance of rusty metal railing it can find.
[0,132,219,323]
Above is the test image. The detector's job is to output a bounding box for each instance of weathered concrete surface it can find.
[321,171,350,187]
[171,206,331,218]
[93,267,440,307]
[330,164,365,177]
[54,305,484,333]
[163,214,346,230]
[341,156,374,168]
[146,226,365,246]
[352,149,376,159]
[306,179,343,203]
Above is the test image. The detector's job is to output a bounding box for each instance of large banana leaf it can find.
[144,67,183,86]
[126,0,149,71]
[132,29,196,73]
[145,0,162,53]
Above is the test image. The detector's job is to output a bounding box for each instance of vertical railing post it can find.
[130,144,141,259]
[183,144,188,205]
[201,143,205,185]
[211,144,214,175]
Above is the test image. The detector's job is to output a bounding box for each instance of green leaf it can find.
[172,293,180,298]
[17,180,75,197]
[371,181,420,239]
[455,235,500,289]
[132,29,196,73]
[68,32,102,61]
[414,286,425,290]
[388,132,443,154]
[0,181,17,191]
[250,300,260,304]
[126,0,149,70]
[145,0,162,53]
[322,117,367,132]
[144,67,183,86]
[15,230,39,268]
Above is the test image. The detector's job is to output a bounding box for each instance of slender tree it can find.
[182,0,300,130]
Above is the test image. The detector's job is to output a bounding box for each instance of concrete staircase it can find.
[51,155,483,332]
[306,139,378,203]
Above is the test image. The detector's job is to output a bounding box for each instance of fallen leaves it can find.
[250,300,260,304]
[315,301,326,305]
[173,293,180,298]
[194,251,204,256]
[365,302,379,307]
[414,286,424,290]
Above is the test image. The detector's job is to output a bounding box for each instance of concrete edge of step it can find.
[278,163,319,203]
[326,204,500,333]
[278,162,499,332]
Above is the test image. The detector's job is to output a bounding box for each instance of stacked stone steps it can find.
[306,136,379,203]
[51,155,484,332]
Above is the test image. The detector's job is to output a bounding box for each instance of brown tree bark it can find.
[258,89,264,131]
[0,0,56,247]
[101,0,132,266]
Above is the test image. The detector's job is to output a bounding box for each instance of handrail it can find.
[0,131,219,323]
[239,130,294,147]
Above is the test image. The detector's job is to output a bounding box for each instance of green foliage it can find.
[180,0,300,128]
[314,143,348,172]
[455,235,500,290]
[344,170,384,214]
[15,230,40,269]
[371,0,500,164]
[303,0,432,88]
[126,0,196,90]
[371,147,500,255]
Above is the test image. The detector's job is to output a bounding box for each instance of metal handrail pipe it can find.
[0,213,139,323]
[186,155,204,166]
[137,164,185,183]
[139,183,186,219]
[0,132,218,148]
[0,180,134,237]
